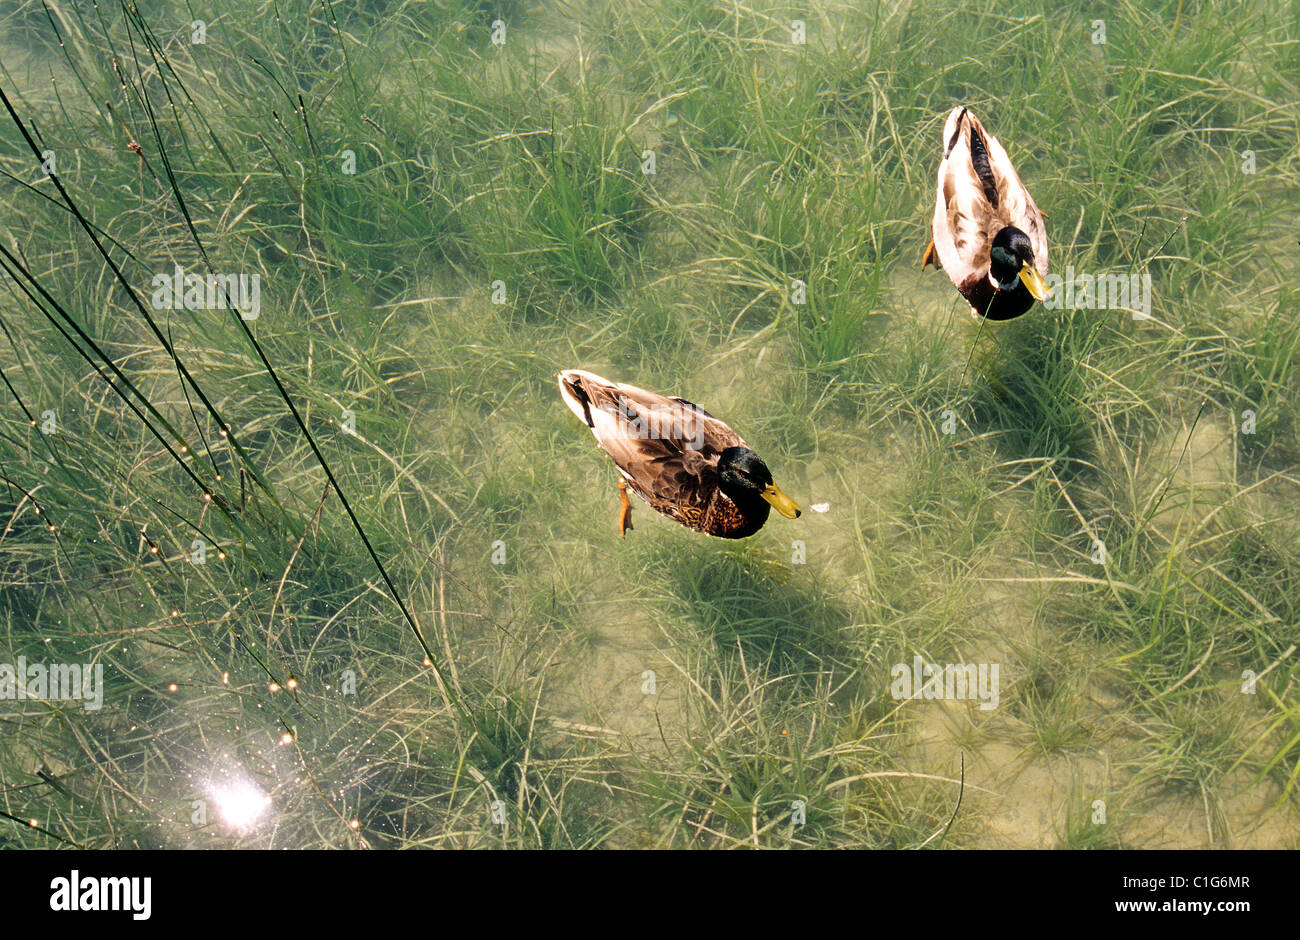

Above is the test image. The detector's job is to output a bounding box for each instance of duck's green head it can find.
[718,447,801,519]
[990,226,1050,301]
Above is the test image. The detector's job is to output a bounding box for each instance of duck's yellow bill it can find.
[1019,264,1051,302]
[761,483,801,519]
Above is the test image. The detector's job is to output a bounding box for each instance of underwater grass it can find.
[0,0,1297,849]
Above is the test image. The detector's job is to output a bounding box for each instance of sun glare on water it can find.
[208,778,272,831]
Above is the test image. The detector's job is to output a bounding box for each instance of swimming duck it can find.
[922,106,1051,320]
[557,369,801,538]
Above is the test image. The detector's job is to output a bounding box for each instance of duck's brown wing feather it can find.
[936,111,999,286]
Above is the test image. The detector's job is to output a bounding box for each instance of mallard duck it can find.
[922,106,1050,321]
[557,370,801,539]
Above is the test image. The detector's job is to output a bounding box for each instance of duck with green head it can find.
[922,106,1051,320]
[557,370,801,539]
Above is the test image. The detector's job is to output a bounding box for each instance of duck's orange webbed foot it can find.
[921,237,937,269]
[617,478,633,538]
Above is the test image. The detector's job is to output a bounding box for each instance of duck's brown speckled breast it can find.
[653,492,769,539]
